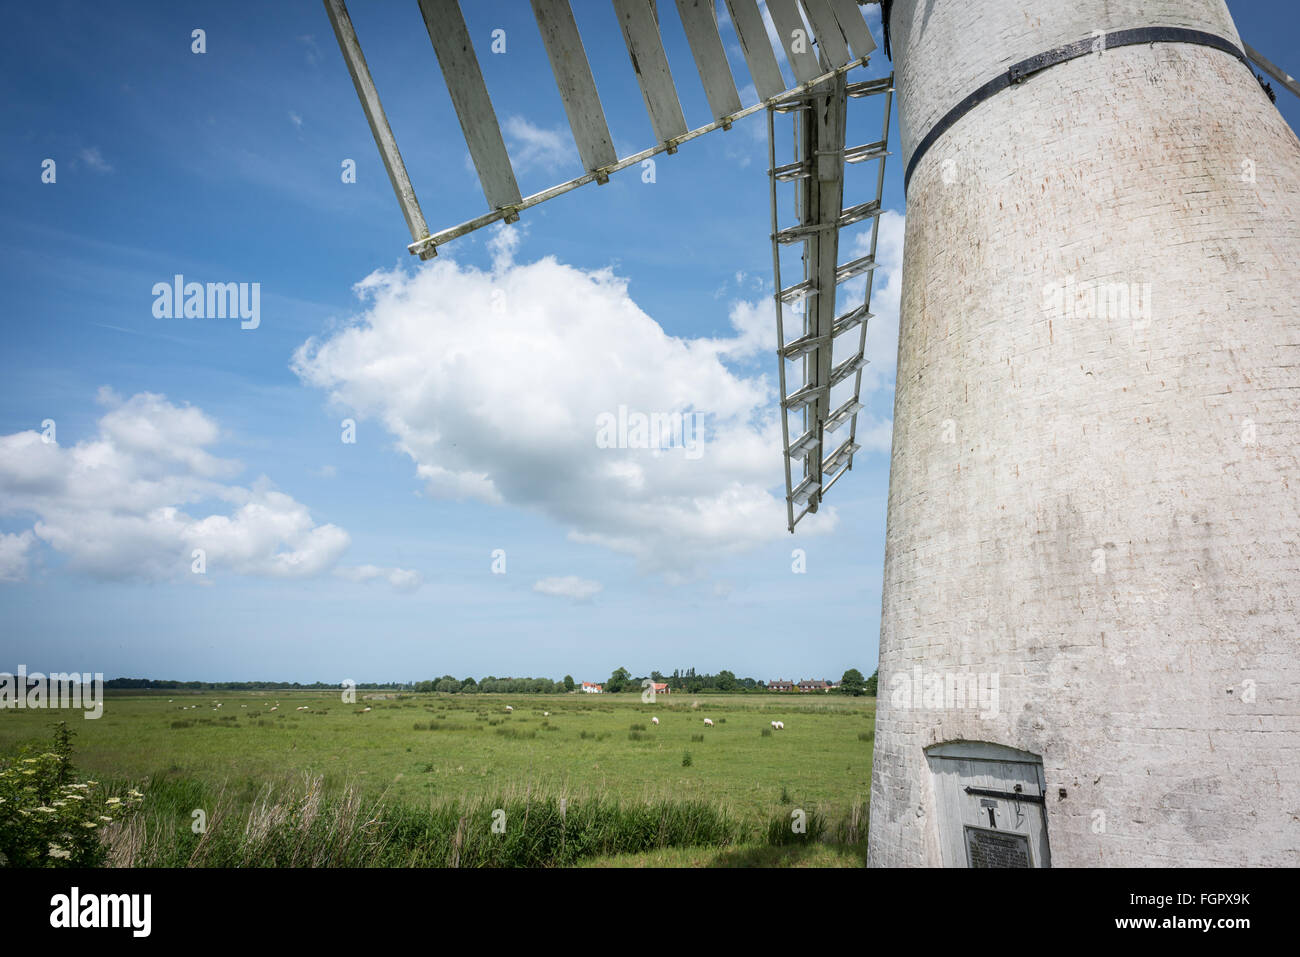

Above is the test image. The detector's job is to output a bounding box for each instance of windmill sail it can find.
[322,0,877,258]
[322,0,890,527]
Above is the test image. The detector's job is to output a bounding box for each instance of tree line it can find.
[104,669,879,696]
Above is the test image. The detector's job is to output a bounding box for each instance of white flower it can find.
[105,797,121,805]
[81,821,97,829]
[48,846,72,860]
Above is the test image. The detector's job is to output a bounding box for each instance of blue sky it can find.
[1,1,1297,684]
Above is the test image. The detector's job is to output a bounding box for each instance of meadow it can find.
[0,691,875,867]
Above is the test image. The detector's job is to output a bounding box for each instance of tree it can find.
[840,668,866,696]
[563,675,575,692]
[716,670,737,692]
[606,667,631,693]
[864,669,878,697]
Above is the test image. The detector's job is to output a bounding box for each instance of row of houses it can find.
[581,681,672,695]
[582,680,837,693]
[767,679,838,692]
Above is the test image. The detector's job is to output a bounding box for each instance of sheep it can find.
[543,711,550,717]
[651,717,659,726]
[703,718,714,727]
[770,720,778,730]
[269,706,278,712]
[775,721,785,730]
[505,705,514,712]
[362,706,372,712]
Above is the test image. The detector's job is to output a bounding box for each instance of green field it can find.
[0,691,875,867]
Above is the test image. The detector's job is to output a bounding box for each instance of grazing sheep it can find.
[505,706,514,712]
[270,706,278,711]
[543,711,550,717]
[363,706,372,712]
[770,720,778,729]
[703,718,714,727]
[775,721,785,730]
[651,717,659,726]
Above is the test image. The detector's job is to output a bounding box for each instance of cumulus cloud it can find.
[0,530,35,582]
[533,576,602,601]
[0,391,356,583]
[336,564,422,592]
[290,222,912,575]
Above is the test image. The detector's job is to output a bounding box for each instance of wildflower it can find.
[36,806,56,814]
[81,821,97,829]
[105,797,121,805]
[48,846,71,860]
[99,816,113,822]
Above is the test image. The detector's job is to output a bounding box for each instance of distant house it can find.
[581,682,603,694]
[797,679,831,693]
[651,682,670,696]
[769,678,794,692]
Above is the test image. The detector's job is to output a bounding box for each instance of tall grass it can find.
[104,775,744,868]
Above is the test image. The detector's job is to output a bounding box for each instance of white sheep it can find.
[505,705,514,712]
[543,711,550,717]
[651,717,659,726]
[776,721,785,730]
[270,706,278,711]
[703,718,714,727]
[770,720,778,730]
[363,706,372,712]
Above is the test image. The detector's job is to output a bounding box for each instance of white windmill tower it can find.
[870,0,1300,868]
[323,0,1300,868]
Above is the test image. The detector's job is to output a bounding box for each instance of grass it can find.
[0,691,875,867]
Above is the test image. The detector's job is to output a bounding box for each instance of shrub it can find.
[0,723,143,867]
[681,752,693,767]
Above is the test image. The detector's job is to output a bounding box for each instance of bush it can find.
[681,752,693,767]
[0,723,143,867]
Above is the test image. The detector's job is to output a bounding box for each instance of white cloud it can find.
[292,227,896,576]
[79,147,113,173]
[289,111,304,130]
[501,116,571,175]
[533,576,602,601]
[0,391,353,583]
[336,564,422,592]
[0,530,35,582]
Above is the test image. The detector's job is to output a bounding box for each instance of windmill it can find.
[322,0,893,529]
[324,1,1300,867]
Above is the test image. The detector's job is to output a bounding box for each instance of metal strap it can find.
[903,27,1252,194]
